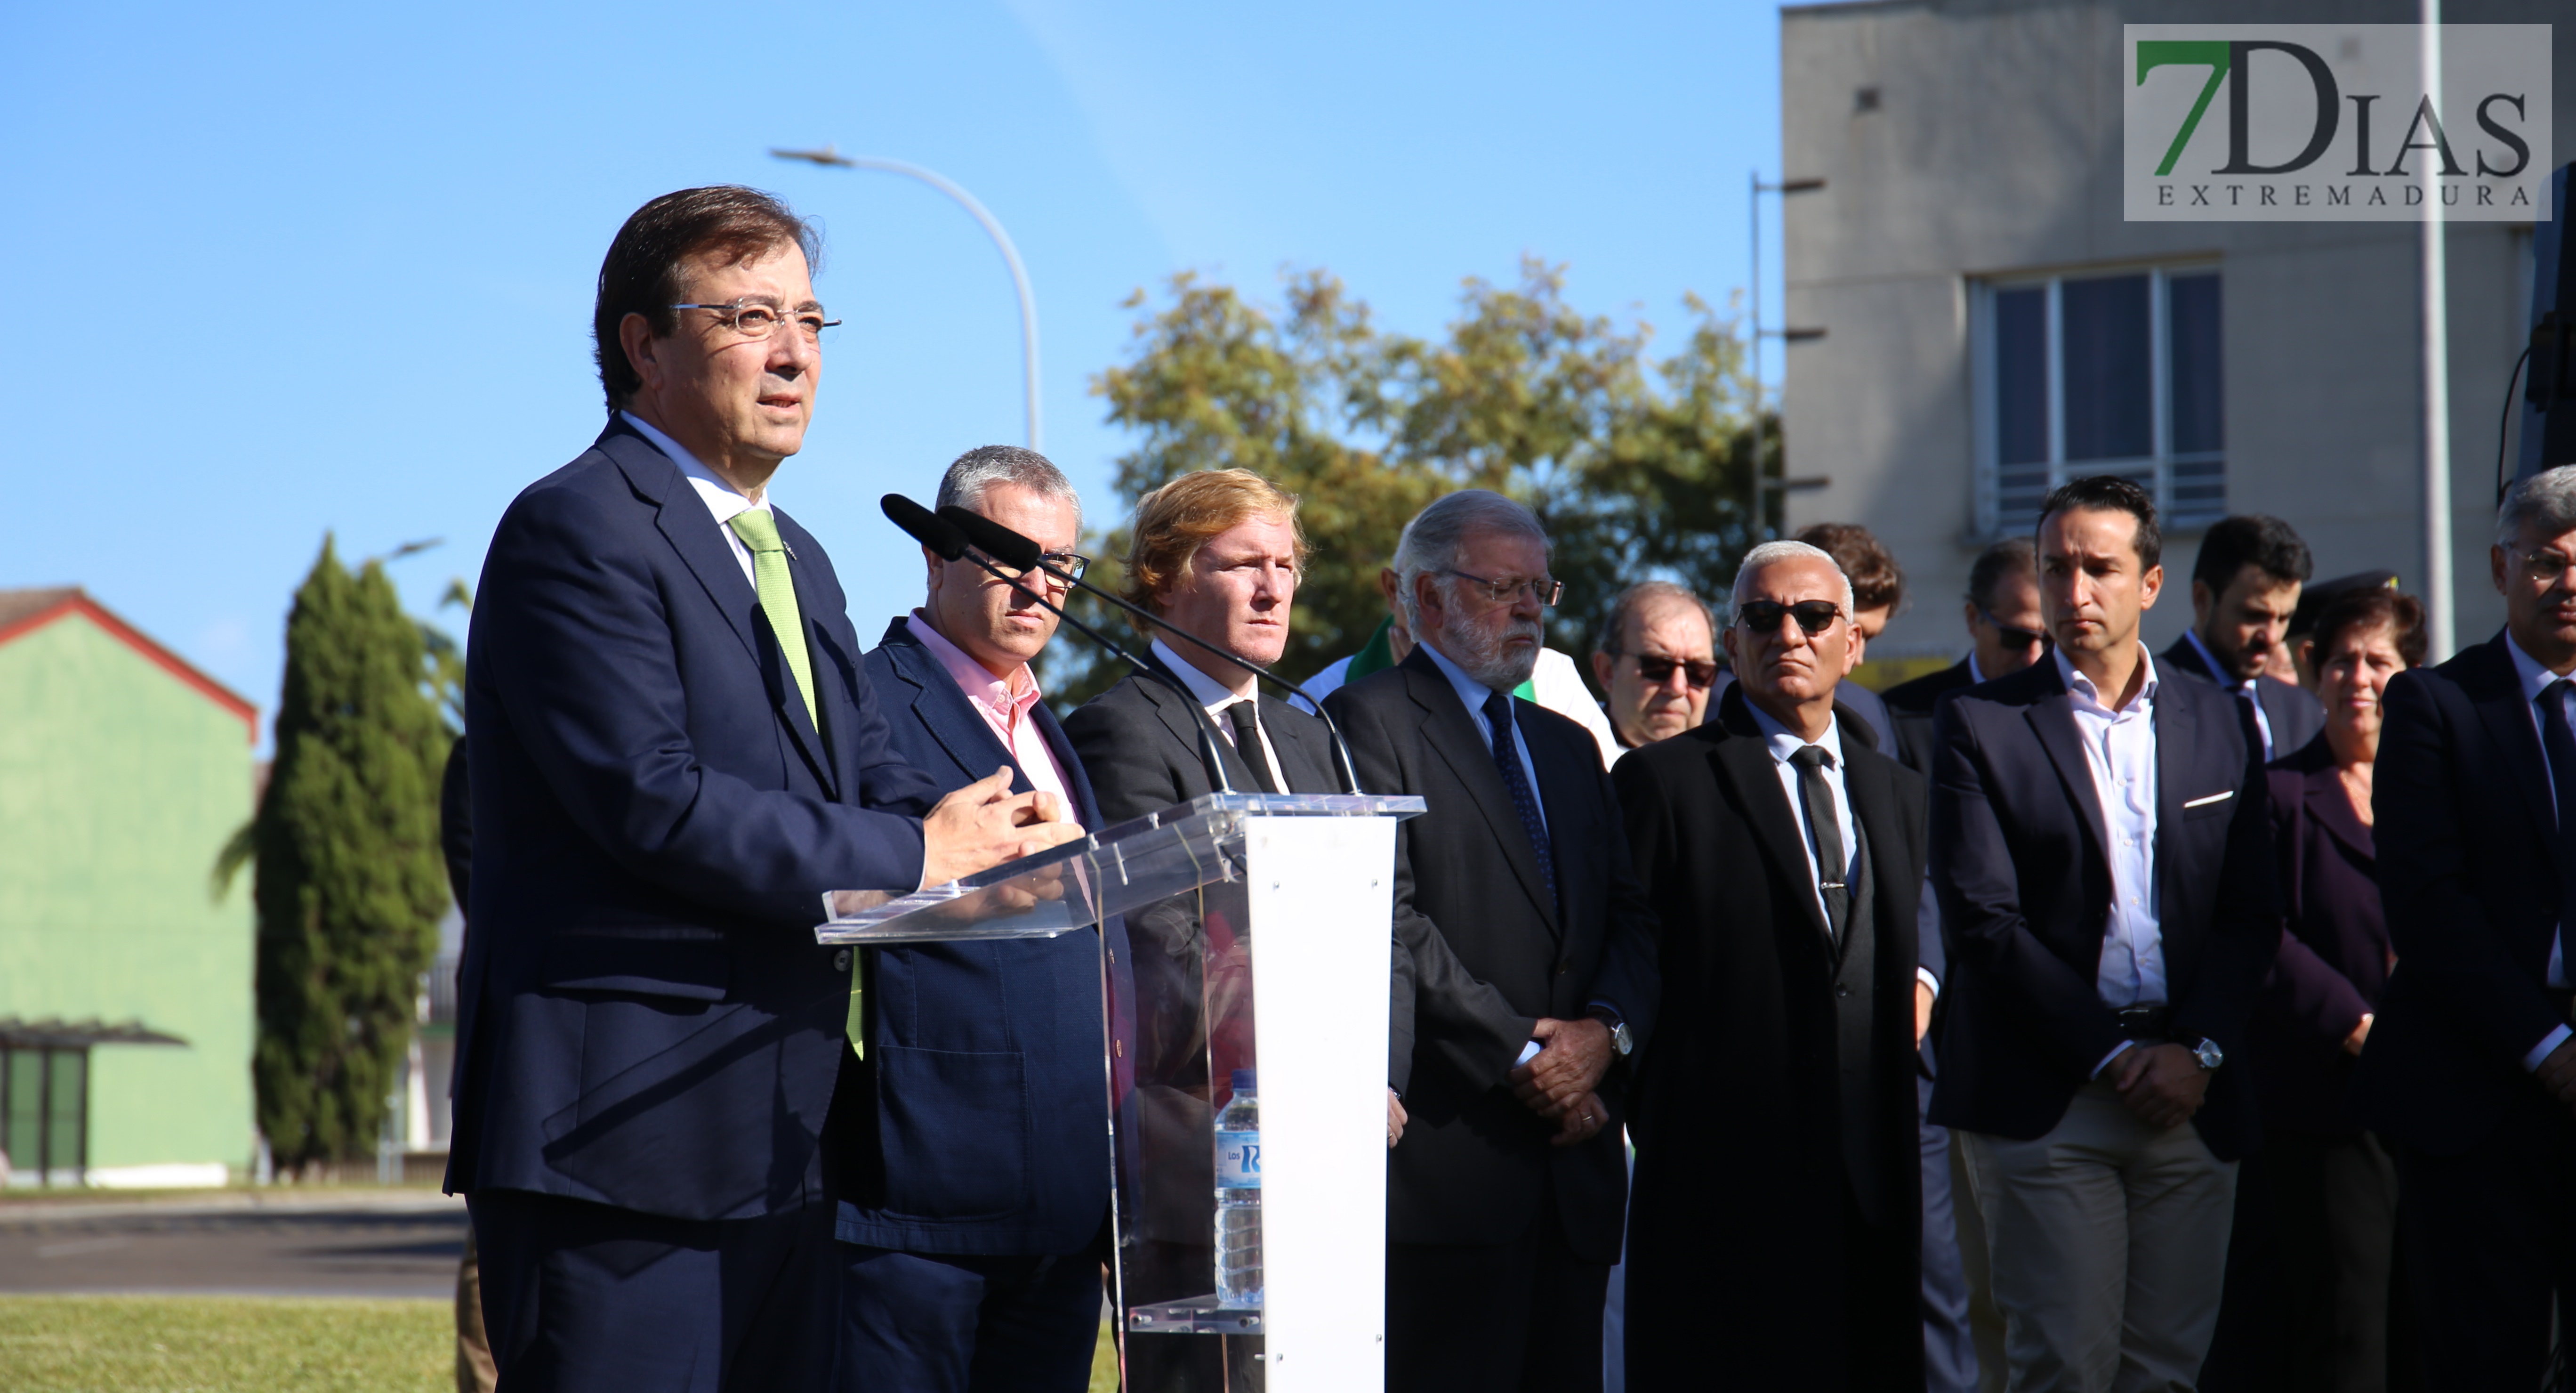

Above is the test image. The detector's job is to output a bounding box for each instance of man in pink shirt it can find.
[833,445,1118,1393]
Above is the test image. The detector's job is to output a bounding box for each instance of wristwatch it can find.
[2191,1037,2225,1071]
[1587,1004,1634,1058]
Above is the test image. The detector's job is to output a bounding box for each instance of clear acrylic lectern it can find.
[818,792,1425,1393]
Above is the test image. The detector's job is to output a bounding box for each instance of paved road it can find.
[0,1191,466,1298]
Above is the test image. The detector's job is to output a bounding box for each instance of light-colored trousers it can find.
[1959,1080,2238,1393]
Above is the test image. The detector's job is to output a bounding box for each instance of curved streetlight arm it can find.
[776,150,1041,451]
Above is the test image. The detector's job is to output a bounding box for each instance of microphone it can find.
[936,505,1363,795]
[881,494,969,561]
[881,494,1240,797]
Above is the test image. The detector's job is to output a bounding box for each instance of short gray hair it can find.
[1594,581,1715,657]
[2497,464,2576,548]
[935,445,1080,527]
[1393,490,1550,630]
[1730,540,1856,619]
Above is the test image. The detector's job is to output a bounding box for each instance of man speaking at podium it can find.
[835,445,1114,1391]
[1328,490,1660,1393]
[447,187,1078,1393]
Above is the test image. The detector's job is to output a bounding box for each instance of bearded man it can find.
[1325,489,1662,1393]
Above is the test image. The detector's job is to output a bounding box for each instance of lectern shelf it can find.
[814,792,1423,1393]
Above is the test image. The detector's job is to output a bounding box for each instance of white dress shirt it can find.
[2056,649,2165,1076]
[2508,633,2576,1069]
[906,614,1079,826]
[622,411,769,586]
[1419,640,1548,836]
[1744,700,1859,929]
[1151,639,1289,793]
[2184,627,2275,761]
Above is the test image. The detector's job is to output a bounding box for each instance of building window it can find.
[1975,265,2223,537]
[1,1045,89,1185]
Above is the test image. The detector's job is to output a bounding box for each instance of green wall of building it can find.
[0,610,256,1175]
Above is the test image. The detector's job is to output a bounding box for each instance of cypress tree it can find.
[251,537,452,1171]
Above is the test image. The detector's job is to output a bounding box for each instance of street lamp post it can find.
[773,145,1044,452]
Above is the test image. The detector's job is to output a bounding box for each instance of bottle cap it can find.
[1230,1068,1256,1094]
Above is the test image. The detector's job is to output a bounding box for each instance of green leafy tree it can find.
[247,538,453,1170]
[1052,260,1774,707]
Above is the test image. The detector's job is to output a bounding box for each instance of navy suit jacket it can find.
[829,617,1120,1255]
[1927,653,2279,1159]
[2162,633,2325,761]
[446,418,943,1222]
[2246,735,2386,1136]
[2355,632,2571,1155]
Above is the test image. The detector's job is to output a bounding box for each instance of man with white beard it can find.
[1325,490,1663,1393]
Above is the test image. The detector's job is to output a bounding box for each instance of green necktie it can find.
[727,509,818,729]
[727,509,861,1055]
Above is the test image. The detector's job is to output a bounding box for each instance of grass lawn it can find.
[0,1296,1123,1392]
[0,1296,451,1392]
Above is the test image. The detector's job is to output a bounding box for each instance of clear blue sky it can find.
[0,0,1783,740]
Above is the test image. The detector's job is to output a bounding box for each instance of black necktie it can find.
[1790,745,1852,947]
[1225,701,1279,794]
[2540,680,2576,974]
[1481,690,1557,915]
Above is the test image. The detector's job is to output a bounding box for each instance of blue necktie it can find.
[1482,690,1558,916]
[2540,679,2576,977]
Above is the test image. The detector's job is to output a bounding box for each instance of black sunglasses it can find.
[1633,654,1720,688]
[1736,600,1842,636]
[1980,610,2048,651]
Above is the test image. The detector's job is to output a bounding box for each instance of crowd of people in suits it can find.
[435,185,2576,1393]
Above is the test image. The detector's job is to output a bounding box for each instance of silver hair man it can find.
[1731,539,1855,617]
[2497,463,2576,548]
[1395,489,1552,690]
[936,445,1082,529]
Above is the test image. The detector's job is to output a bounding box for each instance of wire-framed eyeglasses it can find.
[985,551,1091,591]
[1446,569,1563,607]
[669,297,841,342]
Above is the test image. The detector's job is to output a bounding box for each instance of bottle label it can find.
[1214,1129,1261,1188]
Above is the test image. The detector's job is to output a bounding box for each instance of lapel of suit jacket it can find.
[882,623,1017,789]
[1136,657,1261,794]
[2022,663,2113,864]
[1030,701,1104,828]
[612,426,759,665]
[1402,654,1558,932]
[609,425,834,794]
[2151,679,2206,987]
[2302,762,2375,863]
[2463,635,2557,843]
[1706,690,1835,948]
[1261,696,1341,794]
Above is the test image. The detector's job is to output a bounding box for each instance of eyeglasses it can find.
[1979,610,2049,651]
[1446,569,1563,607]
[986,550,1091,591]
[669,297,841,342]
[1632,654,1719,688]
[2514,547,2576,584]
[1736,599,1843,636]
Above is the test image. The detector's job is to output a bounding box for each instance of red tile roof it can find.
[0,587,258,739]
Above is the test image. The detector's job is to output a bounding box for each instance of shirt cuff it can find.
[2523,1024,2572,1073]
[1916,968,1940,997]
[2092,1039,2135,1079]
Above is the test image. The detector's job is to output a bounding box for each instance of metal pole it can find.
[2421,2,2455,659]
[780,152,1043,452]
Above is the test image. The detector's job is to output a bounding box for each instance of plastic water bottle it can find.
[1213,1068,1263,1306]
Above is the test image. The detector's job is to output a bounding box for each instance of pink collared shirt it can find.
[904,613,1081,828]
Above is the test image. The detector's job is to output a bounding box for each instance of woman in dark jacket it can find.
[2205,586,2425,1393]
